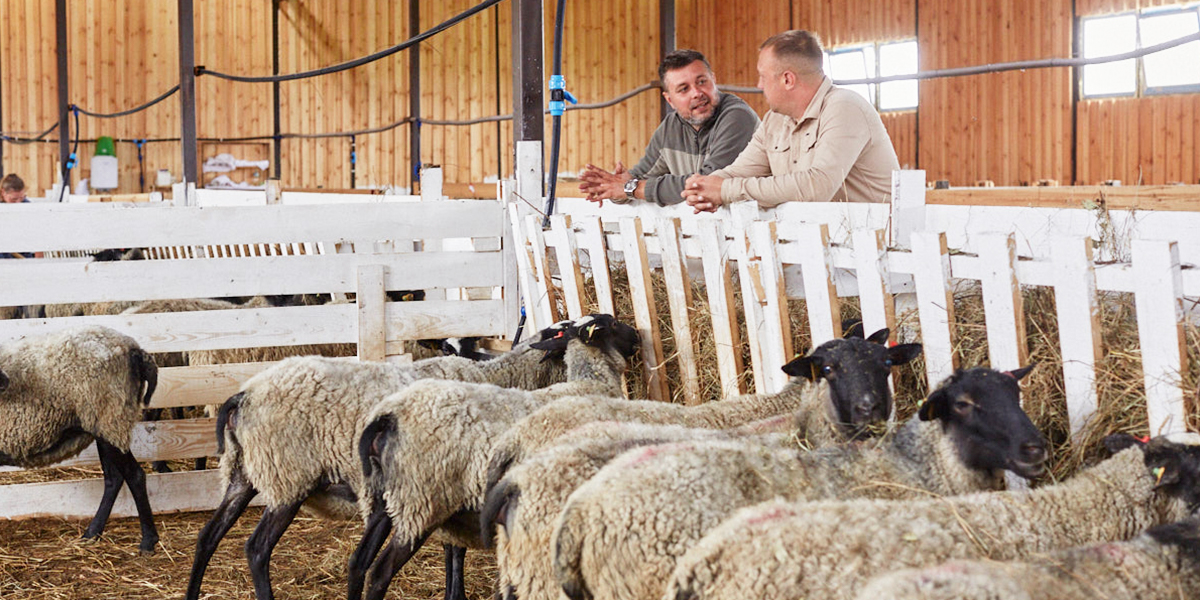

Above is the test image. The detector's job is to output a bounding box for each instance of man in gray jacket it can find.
[578,49,759,206]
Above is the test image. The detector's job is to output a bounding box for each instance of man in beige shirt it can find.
[683,30,899,212]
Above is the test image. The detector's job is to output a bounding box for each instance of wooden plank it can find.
[0,469,265,520]
[925,185,1200,211]
[1052,236,1102,442]
[550,214,587,319]
[852,228,897,342]
[658,218,701,405]
[508,207,544,331]
[152,362,274,410]
[357,264,387,362]
[525,214,563,325]
[749,221,793,393]
[794,223,842,348]
[0,418,218,473]
[0,252,505,306]
[977,233,1029,370]
[697,220,745,398]
[733,215,768,394]
[619,217,668,402]
[910,231,959,388]
[1131,239,1189,435]
[577,216,616,316]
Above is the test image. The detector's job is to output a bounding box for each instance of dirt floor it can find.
[0,509,498,600]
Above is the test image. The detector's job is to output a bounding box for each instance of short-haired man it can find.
[683,30,900,212]
[578,49,759,206]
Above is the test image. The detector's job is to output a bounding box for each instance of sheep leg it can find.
[106,440,161,554]
[443,544,467,600]
[185,467,258,600]
[82,439,127,541]
[347,504,393,600]
[246,498,306,600]
[364,531,431,600]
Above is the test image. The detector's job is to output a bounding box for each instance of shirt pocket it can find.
[767,137,792,176]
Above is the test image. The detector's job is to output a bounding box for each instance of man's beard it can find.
[683,96,716,127]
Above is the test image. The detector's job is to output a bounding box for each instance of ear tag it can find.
[1135,435,1151,444]
[1152,466,1166,485]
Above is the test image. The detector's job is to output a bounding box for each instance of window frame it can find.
[826,38,920,112]
[1079,5,1200,99]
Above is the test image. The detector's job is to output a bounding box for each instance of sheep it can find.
[482,416,797,600]
[662,432,1200,600]
[550,366,1047,600]
[0,325,160,553]
[484,328,923,499]
[182,318,577,600]
[854,515,1200,600]
[348,314,641,600]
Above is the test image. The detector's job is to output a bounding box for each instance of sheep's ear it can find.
[886,343,923,366]
[529,331,569,353]
[918,387,949,421]
[865,328,890,345]
[1007,364,1035,381]
[782,355,818,381]
[1103,433,1147,454]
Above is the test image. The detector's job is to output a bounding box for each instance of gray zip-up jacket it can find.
[626,92,759,206]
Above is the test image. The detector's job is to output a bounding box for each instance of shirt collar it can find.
[796,76,833,125]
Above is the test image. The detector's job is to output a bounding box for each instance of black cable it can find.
[72,85,180,119]
[198,0,504,84]
[56,107,80,203]
[541,0,569,228]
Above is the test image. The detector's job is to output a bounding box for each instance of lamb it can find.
[484,328,923,497]
[0,325,160,553]
[181,317,577,600]
[855,515,1200,600]
[348,315,641,600]
[551,366,1047,600]
[663,432,1200,600]
[482,417,796,600]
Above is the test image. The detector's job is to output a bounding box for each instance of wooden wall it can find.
[0,0,1197,196]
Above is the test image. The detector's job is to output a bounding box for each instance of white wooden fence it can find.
[0,190,516,519]
[510,173,1198,440]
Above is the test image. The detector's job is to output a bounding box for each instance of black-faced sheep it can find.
[550,366,1047,600]
[349,315,641,600]
[0,325,160,553]
[182,319,576,600]
[663,432,1200,600]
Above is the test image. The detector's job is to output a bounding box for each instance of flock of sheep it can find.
[2,269,1200,600]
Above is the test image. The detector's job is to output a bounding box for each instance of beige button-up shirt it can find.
[711,77,899,205]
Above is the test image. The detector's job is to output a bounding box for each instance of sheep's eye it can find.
[952,400,973,414]
[821,365,833,376]
[884,358,894,367]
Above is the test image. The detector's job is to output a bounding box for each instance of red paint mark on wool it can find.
[745,506,796,526]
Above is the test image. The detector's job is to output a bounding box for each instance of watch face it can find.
[624,179,638,194]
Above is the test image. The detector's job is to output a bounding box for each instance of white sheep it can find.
[348,315,641,600]
[0,325,160,553]
[482,417,794,600]
[551,366,1047,600]
[484,329,923,499]
[182,318,576,600]
[663,432,1200,600]
[855,515,1200,600]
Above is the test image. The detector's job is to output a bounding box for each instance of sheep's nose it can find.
[852,397,879,421]
[1020,442,1047,464]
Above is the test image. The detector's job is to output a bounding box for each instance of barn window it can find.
[1081,6,1200,98]
[826,39,919,112]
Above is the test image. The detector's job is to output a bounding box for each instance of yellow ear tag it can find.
[1152,466,1166,485]
[586,323,596,339]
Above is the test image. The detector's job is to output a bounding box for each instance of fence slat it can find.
[525,214,563,326]
[795,223,841,347]
[658,218,701,405]
[508,209,544,331]
[978,233,1029,370]
[750,221,794,393]
[620,217,668,402]
[852,228,897,341]
[1053,236,1102,441]
[0,470,264,520]
[551,214,587,319]
[697,220,746,398]
[733,221,768,394]
[910,231,959,388]
[577,216,616,316]
[357,264,387,362]
[1132,239,1189,435]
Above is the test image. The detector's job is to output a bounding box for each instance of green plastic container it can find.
[95,136,116,157]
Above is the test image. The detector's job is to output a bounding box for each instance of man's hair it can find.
[760,30,824,78]
[1,173,25,192]
[658,49,712,83]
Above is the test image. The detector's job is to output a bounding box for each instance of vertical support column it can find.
[1132,239,1189,435]
[659,0,676,119]
[178,0,199,197]
[511,0,544,146]
[409,0,421,190]
[420,167,446,300]
[272,0,281,179]
[56,0,70,193]
[501,181,521,337]
[357,265,387,362]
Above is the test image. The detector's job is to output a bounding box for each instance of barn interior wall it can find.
[0,0,1195,196]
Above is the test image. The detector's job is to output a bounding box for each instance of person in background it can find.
[1,174,34,258]
[683,30,899,213]
[578,49,759,206]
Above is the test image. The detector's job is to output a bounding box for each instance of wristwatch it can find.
[623,178,639,201]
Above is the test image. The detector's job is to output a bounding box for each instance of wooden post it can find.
[977,233,1029,371]
[658,217,701,405]
[1053,236,1102,442]
[890,170,926,249]
[1132,239,1189,435]
[620,217,668,402]
[178,0,198,193]
[356,264,386,362]
[910,231,958,388]
[697,220,745,397]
